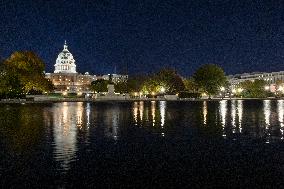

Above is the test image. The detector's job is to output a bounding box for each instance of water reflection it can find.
[203,101,207,125]
[264,100,271,128]
[220,100,227,138]
[52,102,83,171]
[133,102,138,125]
[151,101,156,127]
[277,100,284,140]
[159,101,166,137]
[104,106,120,140]
[237,100,243,133]
[139,101,144,122]
[263,100,271,143]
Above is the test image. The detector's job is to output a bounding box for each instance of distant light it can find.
[265,86,270,90]
[151,92,155,96]
[237,88,243,93]
[220,87,225,91]
[160,87,165,93]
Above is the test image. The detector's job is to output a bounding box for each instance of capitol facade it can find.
[46,41,128,94]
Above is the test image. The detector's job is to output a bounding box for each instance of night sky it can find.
[0,0,283,76]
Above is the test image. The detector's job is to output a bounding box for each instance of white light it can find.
[265,86,270,90]
[160,87,165,93]
[237,88,243,93]
[220,87,225,91]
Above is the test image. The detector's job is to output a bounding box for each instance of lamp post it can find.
[220,86,225,99]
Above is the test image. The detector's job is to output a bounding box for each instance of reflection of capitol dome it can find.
[54,41,76,73]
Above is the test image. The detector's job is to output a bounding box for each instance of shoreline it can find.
[0,97,282,103]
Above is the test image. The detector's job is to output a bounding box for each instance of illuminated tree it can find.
[3,51,53,94]
[142,68,185,94]
[193,64,227,97]
[91,79,111,92]
[238,79,269,98]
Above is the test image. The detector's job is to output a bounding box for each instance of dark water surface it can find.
[0,100,283,188]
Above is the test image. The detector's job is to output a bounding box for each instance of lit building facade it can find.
[45,41,128,93]
[46,41,96,93]
[228,71,284,92]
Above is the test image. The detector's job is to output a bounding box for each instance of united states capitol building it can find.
[45,41,128,93]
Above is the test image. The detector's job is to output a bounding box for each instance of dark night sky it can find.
[0,0,284,76]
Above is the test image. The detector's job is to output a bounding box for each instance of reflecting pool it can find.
[0,100,283,188]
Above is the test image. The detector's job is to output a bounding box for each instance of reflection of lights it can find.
[203,101,207,125]
[278,100,284,140]
[160,101,166,128]
[86,102,91,128]
[76,102,83,130]
[264,100,271,143]
[237,100,243,133]
[220,100,227,138]
[139,101,144,121]
[264,100,271,127]
[151,101,156,126]
[231,100,236,133]
[53,102,83,171]
[133,102,138,125]
[112,109,119,140]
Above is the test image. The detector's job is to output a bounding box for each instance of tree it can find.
[183,78,199,93]
[114,81,128,94]
[238,79,268,98]
[4,51,53,94]
[91,79,111,93]
[142,68,185,94]
[0,62,24,98]
[127,75,147,93]
[193,64,227,97]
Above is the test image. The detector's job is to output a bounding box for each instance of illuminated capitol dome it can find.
[45,40,128,94]
[54,41,76,73]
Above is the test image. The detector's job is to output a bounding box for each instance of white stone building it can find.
[228,71,284,92]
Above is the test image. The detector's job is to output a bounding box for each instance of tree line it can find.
[5,50,278,99]
[92,64,228,98]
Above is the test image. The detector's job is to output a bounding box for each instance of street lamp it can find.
[237,88,243,93]
[160,87,165,93]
